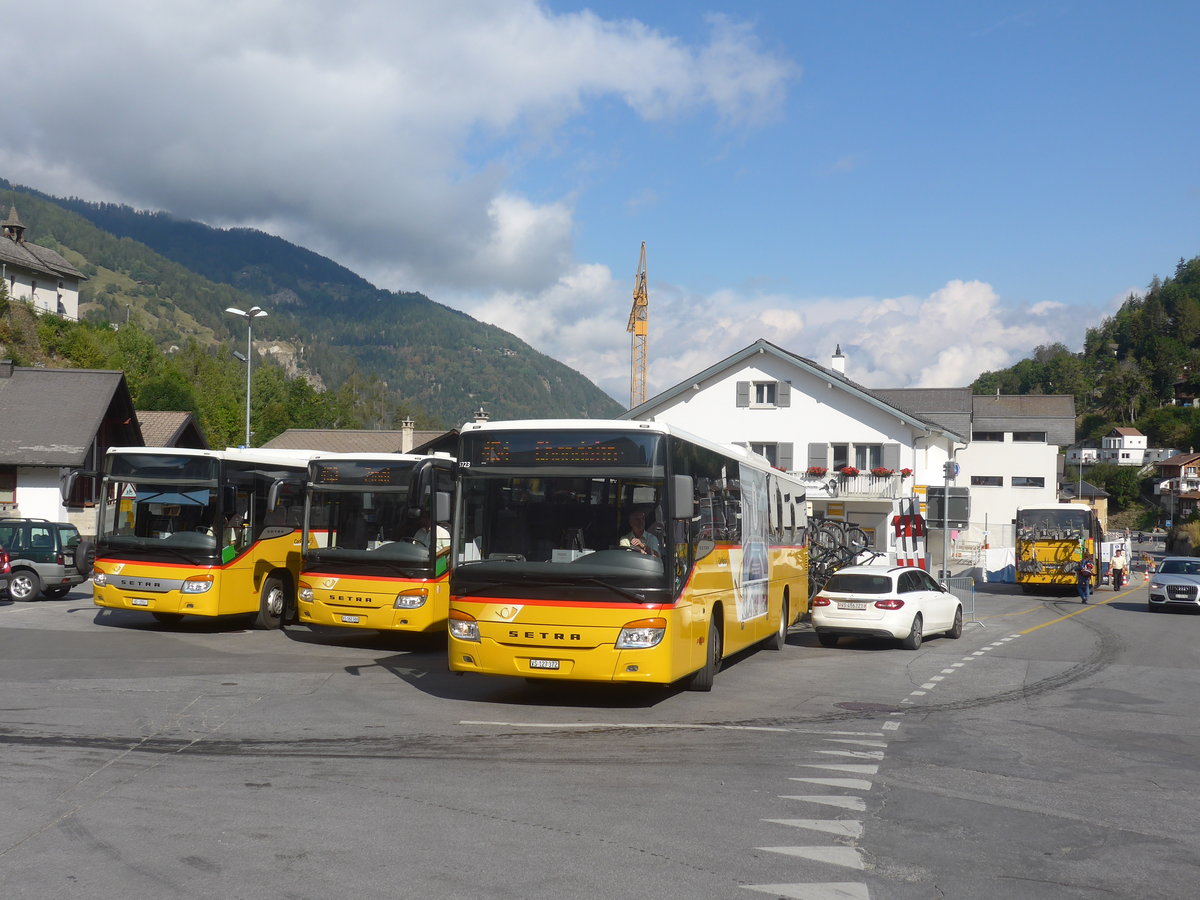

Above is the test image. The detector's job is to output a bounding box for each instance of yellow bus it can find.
[1015,505,1103,595]
[447,420,808,691]
[90,447,315,627]
[296,453,456,633]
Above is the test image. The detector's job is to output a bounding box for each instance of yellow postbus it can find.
[296,453,456,633]
[447,419,808,691]
[90,447,316,627]
[1015,505,1103,595]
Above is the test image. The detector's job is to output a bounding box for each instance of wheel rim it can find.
[11,574,34,600]
[265,584,285,618]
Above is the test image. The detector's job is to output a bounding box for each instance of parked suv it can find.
[0,518,93,601]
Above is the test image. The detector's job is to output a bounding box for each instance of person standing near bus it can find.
[1077,553,1096,603]
[1110,547,1128,590]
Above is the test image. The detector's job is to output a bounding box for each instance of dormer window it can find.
[736,380,791,409]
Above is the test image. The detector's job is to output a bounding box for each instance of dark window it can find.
[753,382,777,406]
[750,442,777,466]
[971,475,1003,487]
[972,431,1004,441]
[1012,431,1046,442]
[1012,476,1045,488]
[0,467,15,505]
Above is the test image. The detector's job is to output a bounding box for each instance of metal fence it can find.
[943,575,981,627]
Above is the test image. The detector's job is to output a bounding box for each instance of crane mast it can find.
[627,242,648,408]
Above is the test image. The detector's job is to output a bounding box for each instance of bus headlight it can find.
[298,584,314,603]
[181,575,214,594]
[448,609,480,642]
[615,617,666,649]
[394,588,428,609]
[92,571,107,587]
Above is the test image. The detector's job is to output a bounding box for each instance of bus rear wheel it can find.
[686,617,722,692]
[765,596,789,651]
[254,575,287,630]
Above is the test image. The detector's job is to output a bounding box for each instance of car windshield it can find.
[824,573,893,594]
[1158,560,1200,575]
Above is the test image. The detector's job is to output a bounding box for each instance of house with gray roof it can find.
[136,410,208,449]
[261,424,457,456]
[0,360,141,530]
[1,205,86,320]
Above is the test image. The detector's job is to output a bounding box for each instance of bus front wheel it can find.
[765,596,789,651]
[255,575,287,630]
[686,617,722,692]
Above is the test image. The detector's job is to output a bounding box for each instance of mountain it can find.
[1,178,624,428]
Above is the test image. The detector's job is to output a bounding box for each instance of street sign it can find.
[926,486,969,529]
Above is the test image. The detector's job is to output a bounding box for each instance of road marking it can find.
[813,750,884,760]
[458,720,792,732]
[798,763,879,776]
[758,846,865,869]
[743,882,869,898]
[780,795,866,811]
[824,738,888,748]
[1020,596,1114,635]
[882,720,901,730]
[764,819,864,838]
[789,777,874,790]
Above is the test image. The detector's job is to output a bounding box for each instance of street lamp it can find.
[224,305,268,447]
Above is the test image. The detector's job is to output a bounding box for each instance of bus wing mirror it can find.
[435,491,451,523]
[267,479,284,509]
[61,471,78,503]
[672,475,694,520]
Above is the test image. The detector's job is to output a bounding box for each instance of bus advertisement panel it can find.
[1015,505,1103,594]
[296,453,456,633]
[447,420,807,691]
[90,448,316,627]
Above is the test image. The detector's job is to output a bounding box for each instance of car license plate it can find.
[529,658,560,670]
[340,615,361,624]
[131,598,150,607]
[838,602,868,610]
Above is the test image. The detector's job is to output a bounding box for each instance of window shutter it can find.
[777,443,794,471]
[776,381,791,407]
[883,443,901,471]
[735,381,750,407]
[807,443,826,468]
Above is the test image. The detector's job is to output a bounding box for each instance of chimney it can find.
[400,417,415,453]
[0,359,14,378]
[831,344,846,376]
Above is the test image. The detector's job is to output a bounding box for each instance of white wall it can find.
[13,467,69,521]
[955,438,1059,547]
[4,270,80,319]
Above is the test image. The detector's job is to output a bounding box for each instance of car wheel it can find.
[900,613,923,650]
[152,612,185,625]
[765,597,789,651]
[73,541,95,577]
[1147,601,1159,613]
[817,632,839,648]
[254,575,287,629]
[9,569,42,602]
[946,605,963,639]
[43,586,71,599]
[686,617,722,692]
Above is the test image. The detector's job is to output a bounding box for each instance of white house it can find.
[620,339,1074,573]
[1099,427,1147,466]
[0,205,85,320]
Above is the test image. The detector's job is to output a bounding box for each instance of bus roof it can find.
[106,446,324,468]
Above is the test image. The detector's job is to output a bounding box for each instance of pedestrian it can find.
[1077,553,1096,604]
[1110,547,1128,590]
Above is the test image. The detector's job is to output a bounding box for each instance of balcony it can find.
[799,473,910,500]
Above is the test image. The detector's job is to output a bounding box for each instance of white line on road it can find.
[743,882,869,899]
[763,819,864,838]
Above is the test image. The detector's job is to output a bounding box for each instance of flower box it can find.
[839,466,860,477]
[805,466,828,477]
[869,467,895,477]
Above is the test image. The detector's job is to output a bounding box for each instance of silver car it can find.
[1147,557,1200,613]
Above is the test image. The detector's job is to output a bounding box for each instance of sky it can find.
[4,1,1199,405]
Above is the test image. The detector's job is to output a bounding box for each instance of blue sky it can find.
[4,2,1199,404]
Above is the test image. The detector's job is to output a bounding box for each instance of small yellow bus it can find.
[90,447,316,627]
[447,420,808,690]
[1015,505,1103,595]
[296,453,456,633]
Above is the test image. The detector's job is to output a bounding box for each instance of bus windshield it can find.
[1016,508,1093,541]
[304,460,433,571]
[455,471,668,585]
[97,481,220,557]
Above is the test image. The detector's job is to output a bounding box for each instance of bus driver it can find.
[620,509,660,557]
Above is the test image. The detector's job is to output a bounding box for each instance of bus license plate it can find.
[340,615,361,624]
[529,658,560,670]
[838,602,867,610]
[131,598,150,607]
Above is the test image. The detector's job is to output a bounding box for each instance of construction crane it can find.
[627,242,648,408]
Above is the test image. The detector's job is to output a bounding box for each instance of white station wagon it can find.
[811,565,963,650]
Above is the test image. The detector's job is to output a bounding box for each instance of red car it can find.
[0,544,11,597]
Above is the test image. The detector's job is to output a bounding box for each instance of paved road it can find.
[2,578,1198,899]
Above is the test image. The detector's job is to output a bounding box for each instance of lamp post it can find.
[224,305,268,447]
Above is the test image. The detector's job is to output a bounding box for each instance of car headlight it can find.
[92,571,107,587]
[448,609,479,642]
[181,575,214,594]
[616,617,666,649]
[394,588,428,609]
[298,584,314,602]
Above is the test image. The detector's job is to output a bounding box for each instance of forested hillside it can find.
[0,178,623,438]
[972,256,1200,450]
